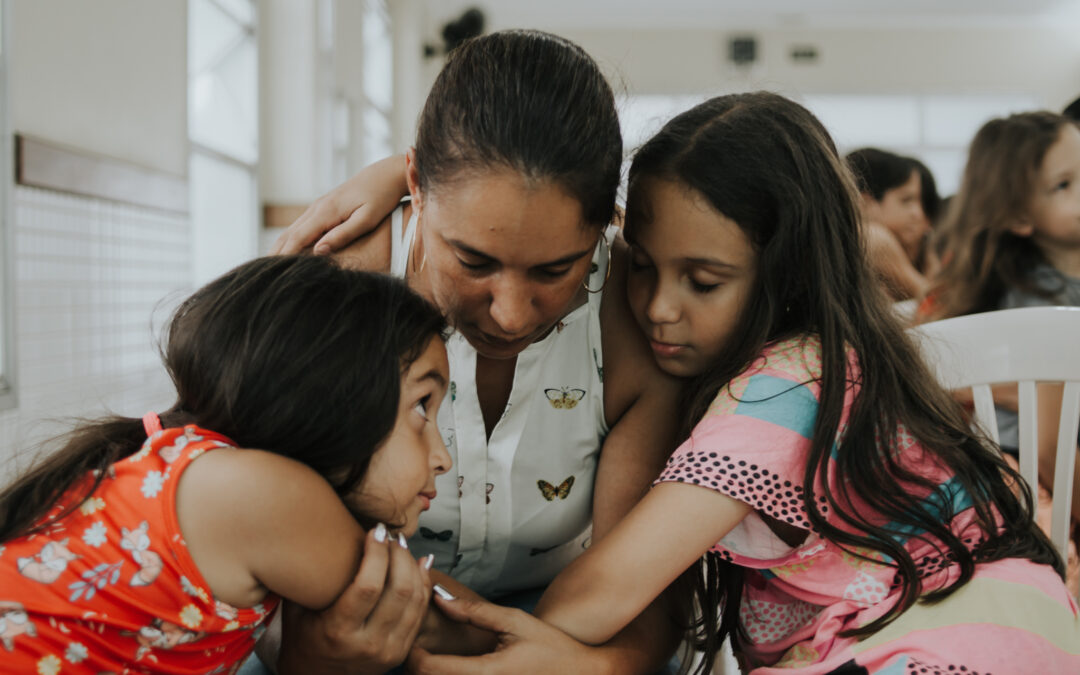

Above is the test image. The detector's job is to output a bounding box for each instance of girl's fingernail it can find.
[374,523,387,543]
[422,554,435,570]
[314,244,330,256]
[398,533,409,549]
[433,584,455,600]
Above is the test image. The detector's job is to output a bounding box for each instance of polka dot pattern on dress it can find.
[905,657,989,675]
[661,451,829,532]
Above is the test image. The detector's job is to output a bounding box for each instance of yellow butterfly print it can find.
[544,387,585,410]
[537,476,575,501]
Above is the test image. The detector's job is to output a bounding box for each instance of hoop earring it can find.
[583,233,612,294]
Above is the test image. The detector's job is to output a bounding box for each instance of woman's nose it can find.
[488,277,537,337]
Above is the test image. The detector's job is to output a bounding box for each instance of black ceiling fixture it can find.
[424,7,486,58]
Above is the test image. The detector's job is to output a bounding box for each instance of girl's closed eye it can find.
[1052,178,1071,192]
[690,278,721,293]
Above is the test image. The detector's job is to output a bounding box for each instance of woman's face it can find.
[864,169,927,260]
[412,168,601,360]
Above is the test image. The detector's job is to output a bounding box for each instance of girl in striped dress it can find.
[473,92,1080,673]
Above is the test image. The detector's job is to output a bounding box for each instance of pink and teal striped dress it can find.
[656,336,1080,674]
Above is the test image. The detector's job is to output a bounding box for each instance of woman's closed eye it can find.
[457,257,492,272]
[535,264,574,280]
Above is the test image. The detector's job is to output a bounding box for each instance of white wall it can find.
[10,0,188,176]
[1,2,191,482]
[557,26,1080,109]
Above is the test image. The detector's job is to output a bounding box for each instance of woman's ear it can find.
[405,148,423,214]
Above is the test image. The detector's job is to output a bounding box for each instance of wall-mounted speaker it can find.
[729,36,757,65]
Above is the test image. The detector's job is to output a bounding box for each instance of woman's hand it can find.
[270,155,408,256]
[276,526,432,675]
[407,595,612,675]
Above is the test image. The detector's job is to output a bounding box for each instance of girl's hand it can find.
[407,595,609,675]
[413,572,498,656]
[269,155,408,256]
[277,526,432,675]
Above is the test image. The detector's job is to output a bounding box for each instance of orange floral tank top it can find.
[0,415,279,674]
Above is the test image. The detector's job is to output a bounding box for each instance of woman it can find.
[268,30,683,674]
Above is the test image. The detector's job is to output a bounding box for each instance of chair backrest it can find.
[910,306,1080,563]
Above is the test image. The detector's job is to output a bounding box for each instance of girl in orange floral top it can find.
[0,255,451,674]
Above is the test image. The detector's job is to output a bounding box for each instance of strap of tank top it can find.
[142,411,163,437]
[390,204,419,277]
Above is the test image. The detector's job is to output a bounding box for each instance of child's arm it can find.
[534,481,752,646]
[176,448,428,611]
[269,154,408,256]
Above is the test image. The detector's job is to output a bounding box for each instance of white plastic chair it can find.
[909,306,1080,563]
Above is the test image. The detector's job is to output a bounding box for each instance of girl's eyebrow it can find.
[445,238,593,268]
[412,368,448,389]
[684,256,740,271]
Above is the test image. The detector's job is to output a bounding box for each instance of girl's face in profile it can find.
[349,337,452,536]
[865,169,927,261]
[625,177,757,378]
[1025,123,1080,254]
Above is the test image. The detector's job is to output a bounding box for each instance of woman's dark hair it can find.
[845,147,919,202]
[625,92,1060,673]
[413,29,622,227]
[0,255,447,542]
[927,111,1072,320]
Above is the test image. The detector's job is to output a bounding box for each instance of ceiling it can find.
[422,0,1080,31]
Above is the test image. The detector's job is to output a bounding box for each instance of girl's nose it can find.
[645,282,680,325]
[431,434,452,475]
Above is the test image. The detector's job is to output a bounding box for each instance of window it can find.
[802,93,1039,196]
[316,0,393,187]
[0,1,14,411]
[188,0,259,286]
[620,92,1041,197]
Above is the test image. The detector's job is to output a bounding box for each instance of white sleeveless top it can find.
[391,206,611,598]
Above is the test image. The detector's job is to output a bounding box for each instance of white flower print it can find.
[78,497,106,516]
[65,641,89,663]
[81,522,108,548]
[37,654,61,675]
[140,471,165,498]
[179,604,203,629]
[180,575,210,603]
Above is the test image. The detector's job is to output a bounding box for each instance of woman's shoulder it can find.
[598,235,683,419]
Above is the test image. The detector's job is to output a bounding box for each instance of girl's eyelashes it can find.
[1052,179,1071,192]
[690,280,721,293]
[413,396,431,421]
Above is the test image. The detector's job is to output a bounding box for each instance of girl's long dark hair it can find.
[926,111,1072,320]
[0,255,446,543]
[625,92,1061,673]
